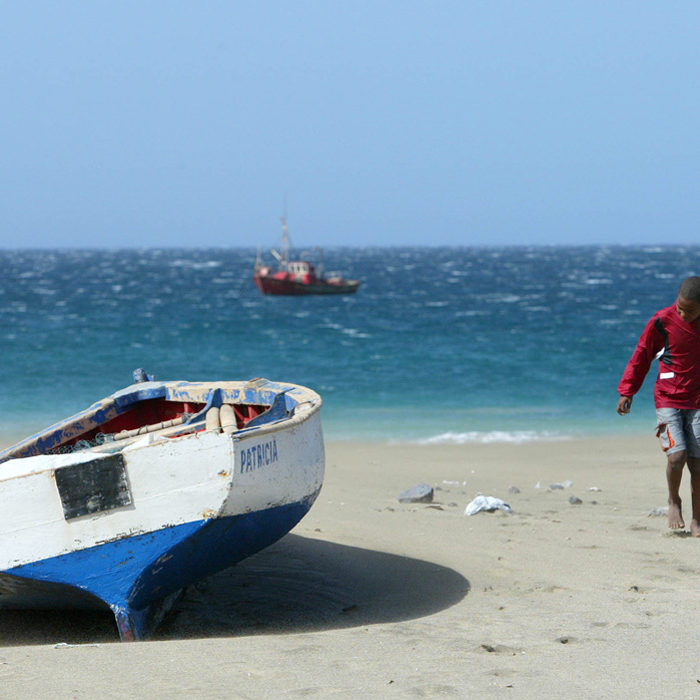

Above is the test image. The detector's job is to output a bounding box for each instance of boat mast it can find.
[280,214,290,268]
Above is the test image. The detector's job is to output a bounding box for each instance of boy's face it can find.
[675,295,700,323]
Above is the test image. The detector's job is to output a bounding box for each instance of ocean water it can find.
[2,245,700,445]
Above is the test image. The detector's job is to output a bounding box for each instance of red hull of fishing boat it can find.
[253,271,360,296]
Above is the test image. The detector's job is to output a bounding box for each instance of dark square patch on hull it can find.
[54,454,132,520]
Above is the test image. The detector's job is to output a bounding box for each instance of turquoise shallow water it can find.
[2,245,699,444]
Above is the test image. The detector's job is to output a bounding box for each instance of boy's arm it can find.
[617,316,664,411]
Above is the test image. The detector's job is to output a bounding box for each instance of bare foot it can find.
[691,519,700,537]
[668,498,685,529]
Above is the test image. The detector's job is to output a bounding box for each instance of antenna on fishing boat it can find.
[280,213,290,268]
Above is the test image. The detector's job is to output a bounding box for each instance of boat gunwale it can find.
[0,379,322,469]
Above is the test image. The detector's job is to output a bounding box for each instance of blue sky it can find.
[1,2,699,248]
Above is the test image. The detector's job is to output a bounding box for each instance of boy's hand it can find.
[617,395,633,415]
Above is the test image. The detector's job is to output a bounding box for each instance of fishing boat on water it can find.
[0,370,324,641]
[253,216,360,296]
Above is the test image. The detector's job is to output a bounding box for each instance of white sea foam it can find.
[488,294,522,303]
[341,327,370,338]
[414,430,567,445]
[170,259,222,269]
[454,310,486,317]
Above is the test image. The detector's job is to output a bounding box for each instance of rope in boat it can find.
[113,415,188,441]
[51,414,193,453]
[53,402,249,454]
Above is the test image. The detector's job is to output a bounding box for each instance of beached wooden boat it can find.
[253,216,360,296]
[0,371,324,641]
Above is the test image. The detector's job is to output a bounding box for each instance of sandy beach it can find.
[2,435,699,697]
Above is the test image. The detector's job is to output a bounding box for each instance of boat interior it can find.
[55,396,271,451]
[0,392,274,464]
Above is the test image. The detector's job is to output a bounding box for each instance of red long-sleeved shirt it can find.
[618,304,700,409]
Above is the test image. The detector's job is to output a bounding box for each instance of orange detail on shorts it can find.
[657,423,674,452]
[659,428,675,452]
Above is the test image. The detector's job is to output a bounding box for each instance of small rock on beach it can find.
[398,483,434,503]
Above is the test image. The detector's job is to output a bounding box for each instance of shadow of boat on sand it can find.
[0,534,470,645]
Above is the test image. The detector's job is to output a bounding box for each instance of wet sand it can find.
[2,436,700,697]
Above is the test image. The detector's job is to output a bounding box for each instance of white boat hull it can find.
[0,377,324,640]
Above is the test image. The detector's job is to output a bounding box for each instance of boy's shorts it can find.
[656,407,700,457]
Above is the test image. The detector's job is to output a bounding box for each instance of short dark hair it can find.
[679,276,700,302]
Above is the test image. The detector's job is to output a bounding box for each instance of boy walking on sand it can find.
[617,276,700,536]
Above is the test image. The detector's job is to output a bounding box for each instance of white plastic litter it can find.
[464,495,512,516]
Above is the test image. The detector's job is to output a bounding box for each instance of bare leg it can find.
[687,457,700,537]
[666,450,686,530]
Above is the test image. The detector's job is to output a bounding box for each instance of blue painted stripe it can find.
[6,519,206,607]
[3,495,318,639]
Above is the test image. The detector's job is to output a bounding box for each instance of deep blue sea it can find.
[2,246,700,445]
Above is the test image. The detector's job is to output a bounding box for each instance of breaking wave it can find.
[414,431,568,445]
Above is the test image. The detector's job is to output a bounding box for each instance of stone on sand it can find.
[398,483,434,503]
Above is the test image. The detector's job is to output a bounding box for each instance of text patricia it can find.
[240,439,279,473]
